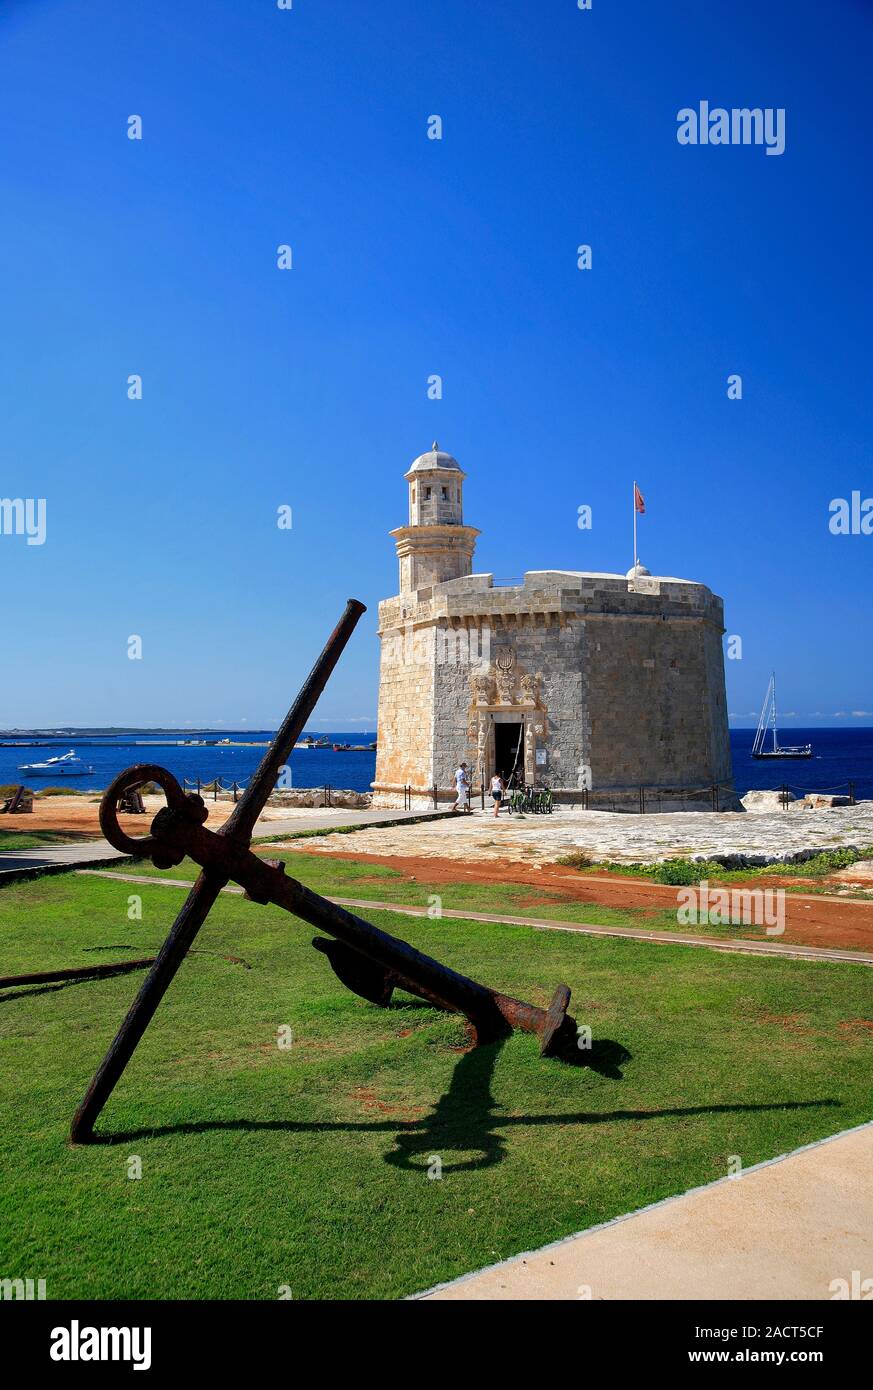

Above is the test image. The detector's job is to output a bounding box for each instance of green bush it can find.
[557,847,873,884]
[556,851,593,869]
[791,847,873,876]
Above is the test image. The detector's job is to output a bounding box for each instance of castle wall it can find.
[585,613,727,789]
[373,620,436,795]
[373,571,738,809]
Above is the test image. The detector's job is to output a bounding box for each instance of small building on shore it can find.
[372,444,739,811]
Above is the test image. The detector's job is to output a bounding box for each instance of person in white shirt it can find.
[490,771,506,817]
[453,762,471,813]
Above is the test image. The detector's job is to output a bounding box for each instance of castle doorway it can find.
[493,721,524,784]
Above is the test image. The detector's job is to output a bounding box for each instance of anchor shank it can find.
[150,811,564,1045]
[272,875,577,1052]
[284,879,507,1036]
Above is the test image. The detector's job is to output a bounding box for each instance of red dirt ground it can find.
[0,795,234,838]
[293,848,873,954]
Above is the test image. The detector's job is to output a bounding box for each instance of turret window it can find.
[425,487,431,499]
[441,487,448,500]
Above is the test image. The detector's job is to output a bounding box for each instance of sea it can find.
[2,727,872,802]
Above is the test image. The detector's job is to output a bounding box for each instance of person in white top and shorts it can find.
[453,762,471,814]
[490,771,506,817]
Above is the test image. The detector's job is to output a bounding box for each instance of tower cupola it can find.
[390,442,479,593]
[405,441,465,525]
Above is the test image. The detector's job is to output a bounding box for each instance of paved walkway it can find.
[0,841,129,874]
[294,802,873,867]
[74,872,873,966]
[418,1121,873,1300]
[0,807,452,877]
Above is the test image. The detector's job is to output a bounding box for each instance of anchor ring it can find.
[99,763,203,857]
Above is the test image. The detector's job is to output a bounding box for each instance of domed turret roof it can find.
[408,441,462,473]
[626,561,652,579]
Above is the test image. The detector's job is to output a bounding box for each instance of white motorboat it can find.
[17,749,95,777]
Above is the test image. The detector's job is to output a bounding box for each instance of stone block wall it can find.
[373,619,435,793]
[373,571,738,809]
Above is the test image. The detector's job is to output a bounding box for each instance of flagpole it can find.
[633,480,637,569]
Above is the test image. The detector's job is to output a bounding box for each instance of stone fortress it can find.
[372,444,739,811]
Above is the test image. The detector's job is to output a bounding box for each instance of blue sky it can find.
[1,0,871,728]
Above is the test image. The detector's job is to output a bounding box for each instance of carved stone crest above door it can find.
[472,647,541,710]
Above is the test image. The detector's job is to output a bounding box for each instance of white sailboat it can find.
[18,749,95,777]
[751,675,812,760]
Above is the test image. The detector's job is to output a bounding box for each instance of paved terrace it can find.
[6,802,873,878]
[0,805,453,876]
[288,802,873,867]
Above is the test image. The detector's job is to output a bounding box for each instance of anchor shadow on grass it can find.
[93,1030,840,1179]
[0,978,115,1004]
[384,1036,632,1174]
[386,1039,508,1175]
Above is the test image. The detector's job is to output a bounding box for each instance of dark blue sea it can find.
[727,728,873,801]
[1,727,871,801]
[0,732,379,796]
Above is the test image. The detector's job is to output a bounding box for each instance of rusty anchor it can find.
[70,599,578,1143]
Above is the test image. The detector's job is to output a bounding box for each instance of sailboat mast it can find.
[751,672,812,760]
[753,676,769,756]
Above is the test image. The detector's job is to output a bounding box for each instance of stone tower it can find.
[373,444,739,811]
[390,442,480,593]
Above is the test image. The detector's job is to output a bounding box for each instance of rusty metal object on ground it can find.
[70,599,577,1144]
[0,959,156,989]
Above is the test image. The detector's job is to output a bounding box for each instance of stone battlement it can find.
[379,570,725,633]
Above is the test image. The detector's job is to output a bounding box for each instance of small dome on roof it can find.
[408,441,462,473]
[626,561,651,579]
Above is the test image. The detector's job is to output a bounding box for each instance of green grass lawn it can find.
[119,850,688,932]
[0,870,870,1300]
[104,848,868,944]
[0,829,87,851]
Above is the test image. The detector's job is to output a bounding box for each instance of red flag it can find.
[634,483,646,515]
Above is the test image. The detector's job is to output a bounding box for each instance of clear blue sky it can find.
[1,0,870,729]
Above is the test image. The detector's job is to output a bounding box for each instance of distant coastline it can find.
[3,721,871,739]
[1,728,872,802]
[0,727,378,739]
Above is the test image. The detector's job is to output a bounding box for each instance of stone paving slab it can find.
[296,803,873,867]
[7,804,872,876]
[418,1122,873,1301]
[0,807,453,877]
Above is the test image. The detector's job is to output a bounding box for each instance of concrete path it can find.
[74,872,873,966]
[0,840,129,874]
[0,807,452,877]
[417,1121,873,1300]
